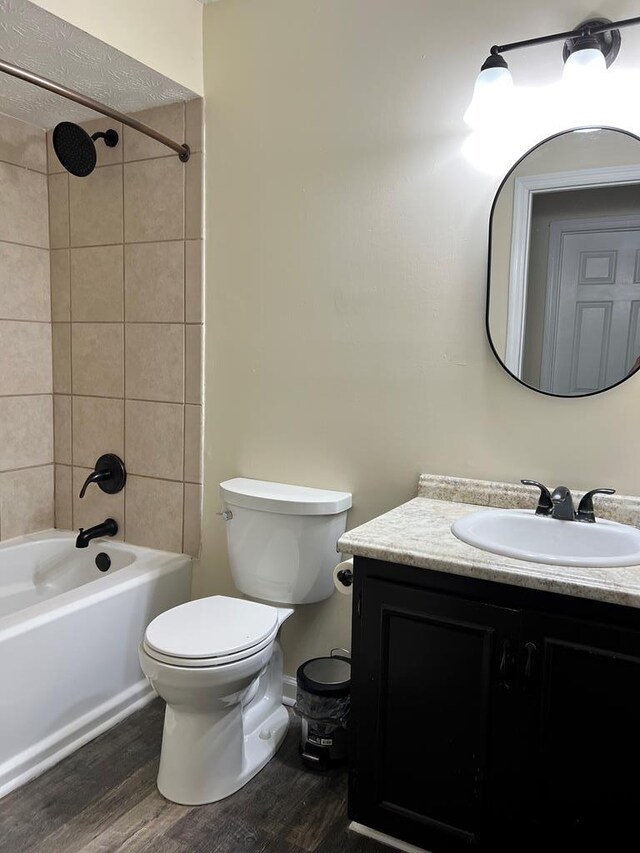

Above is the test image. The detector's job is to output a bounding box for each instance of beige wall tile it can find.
[0,243,50,321]
[0,321,52,395]
[72,323,124,397]
[50,249,70,322]
[125,323,184,402]
[185,152,203,240]
[0,395,53,472]
[73,396,124,469]
[183,482,201,557]
[185,324,202,404]
[54,464,73,529]
[125,475,183,552]
[45,103,204,549]
[71,246,124,322]
[0,162,48,248]
[48,172,69,249]
[124,158,184,243]
[54,395,72,465]
[125,242,184,322]
[124,103,185,162]
[185,240,202,323]
[70,165,123,247]
[80,118,123,168]
[126,400,184,480]
[73,466,124,538]
[0,114,46,173]
[0,465,54,540]
[185,98,203,155]
[52,323,71,393]
[184,404,202,483]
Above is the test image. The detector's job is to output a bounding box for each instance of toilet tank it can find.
[219,478,352,605]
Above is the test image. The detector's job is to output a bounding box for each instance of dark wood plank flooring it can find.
[0,700,387,853]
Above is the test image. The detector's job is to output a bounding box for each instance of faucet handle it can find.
[78,454,127,499]
[521,480,554,516]
[576,488,616,523]
[79,469,110,499]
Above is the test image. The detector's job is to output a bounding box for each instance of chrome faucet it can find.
[522,480,616,523]
[75,518,118,549]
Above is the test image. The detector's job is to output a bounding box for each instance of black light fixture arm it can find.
[0,57,190,162]
[488,14,640,57]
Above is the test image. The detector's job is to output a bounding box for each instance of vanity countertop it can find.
[338,475,640,608]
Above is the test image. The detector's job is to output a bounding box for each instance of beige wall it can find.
[199,0,640,677]
[49,101,204,554]
[0,113,53,540]
[31,0,203,95]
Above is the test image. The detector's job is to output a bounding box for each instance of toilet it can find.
[139,477,352,805]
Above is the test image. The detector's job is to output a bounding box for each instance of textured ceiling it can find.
[0,0,196,129]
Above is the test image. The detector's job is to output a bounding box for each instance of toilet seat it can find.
[143,595,280,668]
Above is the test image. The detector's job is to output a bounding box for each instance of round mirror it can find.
[487,127,640,397]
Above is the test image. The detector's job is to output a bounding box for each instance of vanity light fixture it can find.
[465,15,637,128]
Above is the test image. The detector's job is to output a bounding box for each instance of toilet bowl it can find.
[140,478,352,805]
[139,595,293,805]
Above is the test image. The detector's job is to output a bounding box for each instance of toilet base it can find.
[154,642,290,806]
[158,702,289,806]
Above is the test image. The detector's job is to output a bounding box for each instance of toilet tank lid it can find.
[220,478,352,515]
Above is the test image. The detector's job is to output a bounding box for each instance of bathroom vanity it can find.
[340,476,640,852]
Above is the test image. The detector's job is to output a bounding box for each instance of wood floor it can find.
[0,700,387,853]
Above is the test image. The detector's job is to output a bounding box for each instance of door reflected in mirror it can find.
[487,127,640,397]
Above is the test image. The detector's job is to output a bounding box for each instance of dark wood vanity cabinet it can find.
[349,558,640,852]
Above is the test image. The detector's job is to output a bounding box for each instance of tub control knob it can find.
[79,454,127,498]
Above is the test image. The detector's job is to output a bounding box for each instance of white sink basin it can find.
[451,509,640,568]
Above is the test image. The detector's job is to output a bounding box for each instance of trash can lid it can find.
[297,656,351,696]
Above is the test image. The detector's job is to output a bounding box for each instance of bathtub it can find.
[0,530,191,798]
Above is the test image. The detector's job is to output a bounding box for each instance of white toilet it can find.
[139,477,352,805]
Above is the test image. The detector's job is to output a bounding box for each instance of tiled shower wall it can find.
[0,114,53,541]
[49,100,204,555]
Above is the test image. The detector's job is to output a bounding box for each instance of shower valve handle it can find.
[79,469,110,498]
[79,454,127,499]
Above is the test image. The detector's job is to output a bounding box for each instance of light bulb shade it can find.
[464,64,514,130]
[563,46,607,84]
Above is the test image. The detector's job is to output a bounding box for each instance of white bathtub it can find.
[0,530,191,798]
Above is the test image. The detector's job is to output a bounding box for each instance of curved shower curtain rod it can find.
[0,57,191,162]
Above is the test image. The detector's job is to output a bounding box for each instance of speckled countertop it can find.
[338,475,640,608]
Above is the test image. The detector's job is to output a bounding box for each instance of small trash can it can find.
[295,649,350,770]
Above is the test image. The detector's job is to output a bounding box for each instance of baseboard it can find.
[282,675,297,707]
[0,680,155,800]
[349,822,432,853]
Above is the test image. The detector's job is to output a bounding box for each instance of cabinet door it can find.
[349,576,522,852]
[525,611,640,845]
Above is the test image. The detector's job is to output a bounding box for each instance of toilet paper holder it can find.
[336,566,353,587]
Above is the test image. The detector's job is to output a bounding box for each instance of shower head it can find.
[52,122,119,177]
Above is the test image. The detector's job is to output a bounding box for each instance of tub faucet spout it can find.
[75,518,118,548]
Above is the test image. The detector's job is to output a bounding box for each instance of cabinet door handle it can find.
[499,639,514,690]
[524,641,537,681]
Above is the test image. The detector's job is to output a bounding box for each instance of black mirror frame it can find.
[486,124,640,398]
